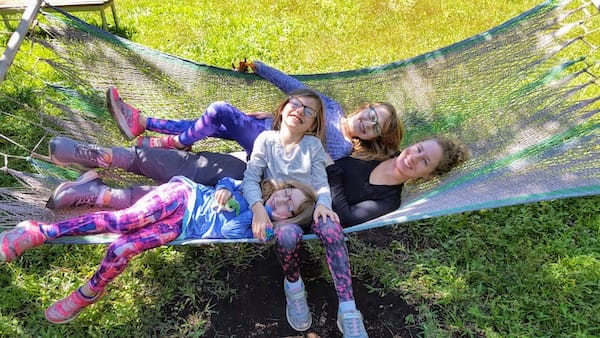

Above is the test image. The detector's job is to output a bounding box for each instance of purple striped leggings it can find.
[39,182,190,293]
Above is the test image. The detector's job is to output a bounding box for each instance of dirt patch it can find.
[204,245,421,337]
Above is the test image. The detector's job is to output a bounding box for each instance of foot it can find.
[0,220,46,262]
[337,310,369,338]
[49,137,112,168]
[136,135,191,151]
[46,170,107,210]
[106,86,144,140]
[45,288,105,324]
[284,280,312,331]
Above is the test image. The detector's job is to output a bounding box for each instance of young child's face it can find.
[266,187,307,221]
[281,96,319,134]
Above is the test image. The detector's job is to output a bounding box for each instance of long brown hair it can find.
[350,102,404,161]
[260,179,316,226]
[271,88,327,149]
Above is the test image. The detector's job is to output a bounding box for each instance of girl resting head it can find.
[261,179,317,226]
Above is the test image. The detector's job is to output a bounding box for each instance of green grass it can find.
[1,0,599,337]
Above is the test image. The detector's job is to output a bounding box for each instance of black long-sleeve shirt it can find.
[327,157,403,227]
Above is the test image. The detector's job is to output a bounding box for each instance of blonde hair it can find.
[260,179,317,226]
[272,88,327,149]
[350,102,404,161]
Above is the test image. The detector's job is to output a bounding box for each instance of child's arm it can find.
[241,132,272,240]
[246,61,351,160]
[221,209,274,240]
[309,137,339,224]
[213,177,242,211]
[251,61,308,94]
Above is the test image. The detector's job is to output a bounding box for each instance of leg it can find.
[48,137,246,185]
[312,219,368,337]
[146,101,267,155]
[88,219,182,292]
[45,218,183,324]
[274,223,312,331]
[312,219,353,302]
[274,223,304,282]
[120,147,246,185]
[42,182,189,239]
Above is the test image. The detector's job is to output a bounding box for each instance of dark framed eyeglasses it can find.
[367,106,383,137]
[288,96,318,118]
[284,186,296,216]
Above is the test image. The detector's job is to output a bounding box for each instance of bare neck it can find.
[370,158,408,185]
[278,127,305,147]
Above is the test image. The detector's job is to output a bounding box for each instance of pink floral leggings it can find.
[274,218,354,302]
[39,182,190,293]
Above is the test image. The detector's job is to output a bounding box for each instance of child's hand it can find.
[232,58,256,73]
[214,189,232,208]
[313,205,340,224]
[251,203,272,241]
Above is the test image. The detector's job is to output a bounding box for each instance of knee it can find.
[206,101,232,117]
[313,218,344,241]
[108,241,139,260]
[275,223,303,251]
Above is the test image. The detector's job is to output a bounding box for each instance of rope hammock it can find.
[0,0,598,245]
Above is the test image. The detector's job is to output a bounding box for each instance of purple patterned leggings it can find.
[39,182,190,293]
[274,218,354,302]
[145,101,268,156]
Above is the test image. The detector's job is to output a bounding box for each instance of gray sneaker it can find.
[284,280,312,331]
[46,170,107,210]
[49,137,111,168]
[337,310,369,338]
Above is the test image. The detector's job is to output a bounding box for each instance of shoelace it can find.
[72,193,99,207]
[117,97,136,123]
[342,316,362,336]
[58,293,85,314]
[74,144,110,167]
[289,298,307,315]
[287,290,308,317]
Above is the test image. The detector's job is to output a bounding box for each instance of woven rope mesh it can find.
[0,0,598,240]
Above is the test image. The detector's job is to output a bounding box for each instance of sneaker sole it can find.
[106,87,135,140]
[46,170,100,210]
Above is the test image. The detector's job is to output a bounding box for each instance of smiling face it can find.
[393,140,444,181]
[280,95,319,134]
[265,187,308,221]
[347,105,392,140]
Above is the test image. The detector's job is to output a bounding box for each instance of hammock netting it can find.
[0,0,598,244]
